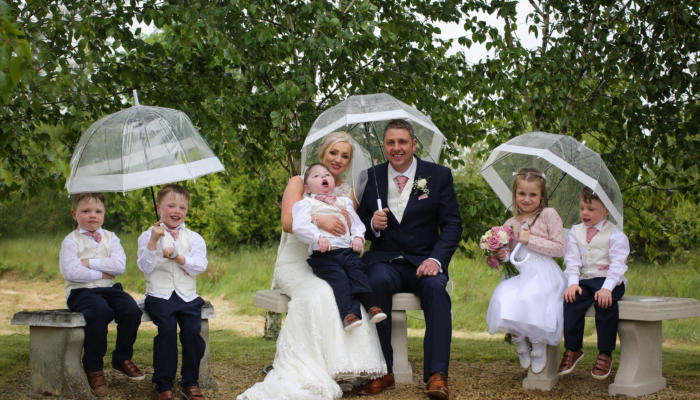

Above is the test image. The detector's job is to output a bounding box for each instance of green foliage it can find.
[2,0,698,262]
[456,0,700,262]
[0,0,31,102]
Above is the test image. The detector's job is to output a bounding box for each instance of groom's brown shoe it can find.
[425,372,449,399]
[355,373,395,395]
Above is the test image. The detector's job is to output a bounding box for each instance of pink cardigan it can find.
[504,207,566,257]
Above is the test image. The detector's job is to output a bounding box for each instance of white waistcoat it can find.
[574,222,616,280]
[387,170,413,223]
[65,229,114,295]
[309,198,351,243]
[144,228,197,298]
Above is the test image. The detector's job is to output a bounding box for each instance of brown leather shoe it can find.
[85,369,108,397]
[343,313,362,332]
[558,349,584,375]
[355,373,395,395]
[157,390,174,400]
[113,359,145,380]
[181,385,205,400]
[368,306,387,324]
[591,353,612,380]
[425,372,449,399]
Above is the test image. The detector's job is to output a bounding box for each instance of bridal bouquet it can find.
[479,225,519,278]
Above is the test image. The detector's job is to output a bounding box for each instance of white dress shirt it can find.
[292,195,365,254]
[59,227,126,282]
[564,220,630,291]
[137,224,208,301]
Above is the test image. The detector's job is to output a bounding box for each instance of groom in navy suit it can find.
[356,119,462,399]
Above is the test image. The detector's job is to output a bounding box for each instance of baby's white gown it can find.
[237,183,386,400]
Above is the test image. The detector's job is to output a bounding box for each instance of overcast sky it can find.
[436,1,538,64]
[133,2,539,65]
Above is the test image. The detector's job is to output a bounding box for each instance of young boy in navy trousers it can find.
[60,193,144,397]
[559,187,629,380]
[137,185,208,400]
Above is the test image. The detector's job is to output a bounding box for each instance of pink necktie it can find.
[394,176,409,194]
[167,228,180,240]
[315,194,337,205]
[586,226,598,243]
[83,231,102,243]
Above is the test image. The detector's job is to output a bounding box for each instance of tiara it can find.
[512,171,546,180]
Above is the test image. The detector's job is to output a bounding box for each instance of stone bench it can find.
[522,295,700,397]
[11,301,217,399]
[254,290,422,383]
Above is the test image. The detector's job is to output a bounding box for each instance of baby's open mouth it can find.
[322,179,329,187]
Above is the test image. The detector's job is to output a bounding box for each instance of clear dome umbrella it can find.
[302,93,445,209]
[479,131,623,229]
[65,91,225,217]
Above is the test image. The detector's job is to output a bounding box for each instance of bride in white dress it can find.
[238,132,386,400]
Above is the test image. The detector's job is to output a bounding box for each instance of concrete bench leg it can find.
[522,344,560,390]
[609,320,666,397]
[29,326,93,399]
[198,319,217,389]
[391,310,413,383]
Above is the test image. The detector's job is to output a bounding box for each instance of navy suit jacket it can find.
[358,159,462,278]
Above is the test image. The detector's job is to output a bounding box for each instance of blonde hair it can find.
[511,167,548,216]
[318,131,353,162]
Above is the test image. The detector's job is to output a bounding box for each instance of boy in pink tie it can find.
[137,184,209,400]
[59,193,144,397]
[559,187,630,380]
[292,163,386,331]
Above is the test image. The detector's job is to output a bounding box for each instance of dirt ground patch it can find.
[3,359,699,399]
[2,276,699,399]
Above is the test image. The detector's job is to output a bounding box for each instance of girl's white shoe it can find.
[514,336,531,369]
[530,342,547,373]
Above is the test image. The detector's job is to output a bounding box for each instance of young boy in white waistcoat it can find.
[558,187,629,380]
[137,184,208,400]
[59,193,144,397]
[292,163,386,332]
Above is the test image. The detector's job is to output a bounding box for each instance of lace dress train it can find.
[238,224,386,399]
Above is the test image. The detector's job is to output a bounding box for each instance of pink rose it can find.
[502,224,512,236]
[487,255,500,269]
[486,235,502,251]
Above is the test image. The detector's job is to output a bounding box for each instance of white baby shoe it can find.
[530,341,547,373]
[514,336,531,369]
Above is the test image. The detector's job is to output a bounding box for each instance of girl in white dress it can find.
[238,132,386,400]
[486,168,567,374]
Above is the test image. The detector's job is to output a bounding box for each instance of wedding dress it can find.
[237,183,386,400]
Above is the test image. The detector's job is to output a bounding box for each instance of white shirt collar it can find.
[160,222,185,231]
[388,157,417,179]
[79,227,103,234]
[592,219,607,231]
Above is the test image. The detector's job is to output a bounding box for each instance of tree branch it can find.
[503,14,538,130]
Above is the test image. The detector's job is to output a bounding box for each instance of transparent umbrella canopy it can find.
[302,93,445,167]
[65,97,225,195]
[301,93,445,209]
[479,131,623,228]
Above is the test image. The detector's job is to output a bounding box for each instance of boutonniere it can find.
[412,176,430,197]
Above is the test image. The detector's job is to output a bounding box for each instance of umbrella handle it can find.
[510,242,530,266]
[377,199,383,211]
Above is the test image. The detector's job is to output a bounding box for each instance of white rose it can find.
[497,230,508,245]
[417,178,427,188]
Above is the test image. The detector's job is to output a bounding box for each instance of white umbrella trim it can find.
[66,157,225,194]
[302,109,444,162]
[480,143,623,227]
